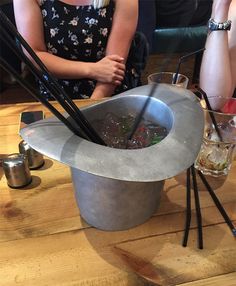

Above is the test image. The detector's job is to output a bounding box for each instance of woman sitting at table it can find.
[200,0,236,104]
[13,0,138,99]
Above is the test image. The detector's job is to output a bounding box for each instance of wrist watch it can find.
[208,18,232,33]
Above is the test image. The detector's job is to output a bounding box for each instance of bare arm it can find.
[200,0,236,103]
[91,0,138,99]
[229,1,236,91]
[13,0,125,84]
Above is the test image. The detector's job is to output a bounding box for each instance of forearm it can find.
[91,82,115,99]
[34,51,92,79]
[105,0,138,61]
[28,50,125,85]
[200,0,233,99]
[212,0,230,20]
[91,0,138,100]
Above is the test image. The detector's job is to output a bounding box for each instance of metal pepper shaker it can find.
[2,153,32,188]
[19,140,44,169]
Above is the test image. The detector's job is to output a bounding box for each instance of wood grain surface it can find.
[0,100,235,286]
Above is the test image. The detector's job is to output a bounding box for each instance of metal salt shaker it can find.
[19,140,44,169]
[2,153,32,188]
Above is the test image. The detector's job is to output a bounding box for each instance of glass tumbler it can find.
[147,72,189,88]
[194,97,236,177]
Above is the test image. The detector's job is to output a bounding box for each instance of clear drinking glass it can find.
[194,97,236,177]
[147,72,189,88]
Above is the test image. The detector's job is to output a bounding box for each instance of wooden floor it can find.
[0,54,195,105]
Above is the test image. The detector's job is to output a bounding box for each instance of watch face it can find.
[208,21,215,30]
[208,18,231,31]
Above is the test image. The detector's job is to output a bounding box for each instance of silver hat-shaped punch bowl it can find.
[20,84,204,231]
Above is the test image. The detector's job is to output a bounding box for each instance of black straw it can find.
[182,85,234,248]
[126,84,156,143]
[182,168,192,247]
[0,57,85,138]
[197,170,236,237]
[191,165,203,249]
[172,48,205,84]
[183,166,203,249]
[0,27,89,139]
[197,87,223,141]
[127,48,206,145]
[0,25,89,140]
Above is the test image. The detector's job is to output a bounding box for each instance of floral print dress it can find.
[39,0,115,99]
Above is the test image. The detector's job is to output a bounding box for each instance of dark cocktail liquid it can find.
[93,112,168,149]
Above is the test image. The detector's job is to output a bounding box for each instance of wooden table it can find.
[0,100,236,286]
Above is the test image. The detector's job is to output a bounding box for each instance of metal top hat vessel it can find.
[20,84,204,231]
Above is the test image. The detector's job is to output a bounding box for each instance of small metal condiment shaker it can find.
[2,153,32,188]
[19,140,44,169]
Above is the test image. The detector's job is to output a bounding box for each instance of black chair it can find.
[152,26,207,83]
[137,0,209,84]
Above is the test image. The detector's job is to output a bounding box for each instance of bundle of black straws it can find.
[0,9,106,145]
[183,88,236,249]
